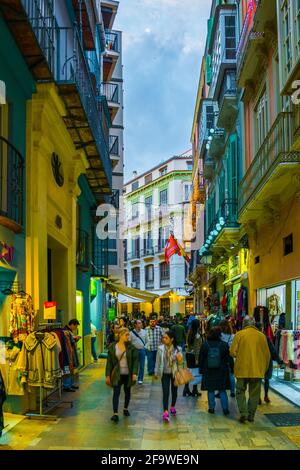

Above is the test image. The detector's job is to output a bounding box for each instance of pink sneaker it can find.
[170,407,177,416]
[163,411,169,422]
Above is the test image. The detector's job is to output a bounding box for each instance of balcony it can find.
[72,0,98,50]
[0,0,57,81]
[91,235,108,278]
[160,278,170,288]
[109,135,120,168]
[217,71,238,133]
[239,112,300,223]
[101,0,119,30]
[0,137,24,233]
[128,252,140,262]
[208,129,226,160]
[202,199,239,255]
[203,157,215,181]
[76,229,90,271]
[236,0,276,88]
[197,99,218,158]
[102,82,120,121]
[141,247,154,259]
[57,27,112,197]
[103,30,120,82]
[145,281,154,290]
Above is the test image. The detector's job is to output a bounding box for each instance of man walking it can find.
[130,319,148,384]
[171,317,186,351]
[230,316,270,423]
[146,315,163,376]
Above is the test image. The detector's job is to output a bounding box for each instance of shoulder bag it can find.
[106,350,126,388]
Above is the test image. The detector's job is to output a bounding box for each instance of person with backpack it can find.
[130,319,149,384]
[199,326,231,415]
[183,319,202,397]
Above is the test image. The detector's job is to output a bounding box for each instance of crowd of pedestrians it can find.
[105,310,280,425]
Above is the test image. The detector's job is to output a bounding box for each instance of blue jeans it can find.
[63,375,74,389]
[208,390,228,411]
[91,337,97,361]
[138,349,146,382]
[146,350,157,375]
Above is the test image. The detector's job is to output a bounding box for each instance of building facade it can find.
[123,153,193,317]
[0,0,118,386]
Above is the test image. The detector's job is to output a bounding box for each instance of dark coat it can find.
[199,340,231,392]
[106,342,139,387]
[266,337,282,380]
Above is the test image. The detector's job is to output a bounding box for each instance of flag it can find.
[164,234,190,265]
[164,234,180,264]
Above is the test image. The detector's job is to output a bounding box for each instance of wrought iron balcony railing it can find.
[205,199,239,241]
[76,229,90,270]
[236,0,259,77]
[239,112,300,212]
[146,281,154,290]
[105,30,120,53]
[218,71,237,110]
[58,27,111,186]
[109,135,119,156]
[0,137,24,230]
[102,82,119,104]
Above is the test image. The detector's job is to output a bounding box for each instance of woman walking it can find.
[183,319,202,397]
[105,328,139,423]
[154,330,183,422]
[199,326,231,415]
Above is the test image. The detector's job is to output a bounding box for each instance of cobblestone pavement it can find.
[1,361,300,451]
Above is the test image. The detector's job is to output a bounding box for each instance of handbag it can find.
[107,350,126,388]
[174,367,194,387]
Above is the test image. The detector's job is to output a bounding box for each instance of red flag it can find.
[164,234,180,264]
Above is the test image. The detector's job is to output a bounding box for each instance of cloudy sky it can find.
[114,0,212,182]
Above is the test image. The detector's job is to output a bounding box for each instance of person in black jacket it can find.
[105,328,139,423]
[199,326,231,415]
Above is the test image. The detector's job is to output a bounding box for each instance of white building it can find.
[122,152,194,317]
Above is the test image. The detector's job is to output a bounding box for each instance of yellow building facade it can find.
[25,84,87,325]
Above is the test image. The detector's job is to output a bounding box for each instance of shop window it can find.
[132,303,140,316]
[185,299,194,315]
[121,304,128,316]
[283,234,293,256]
[160,298,170,315]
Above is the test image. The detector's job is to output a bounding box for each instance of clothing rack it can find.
[26,326,73,420]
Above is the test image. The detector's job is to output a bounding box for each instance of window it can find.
[132,181,139,191]
[108,239,117,250]
[185,299,193,315]
[132,303,140,316]
[159,166,168,176]
[145,265,154,289]
[187,161,193,171]
[255,89,269,151]
[206,105,215,132]
[132,267,140,288]
[283,234,293,256]
[160,262,170,287]
[124,240,127,261]
[281,0,292,76]
[132,202,139,219]
[145,195,152,219]
[184,184,192,202]
[145,173,152,184]
[121,304,128,315]
[124,269,127,285]
[108,251,118,265]
[225,16,236,60]
[0,104,9,214]
[160,189,168,206]
[159,226,170,251]
[143,231,153,253]
[131,237,140,259]
[160,298,170,315]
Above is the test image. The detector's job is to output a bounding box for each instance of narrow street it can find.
[1,362,300,451]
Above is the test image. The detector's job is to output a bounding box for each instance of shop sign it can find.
[44,301,57,320]
[108,308,116,321]
[0,241,14,263]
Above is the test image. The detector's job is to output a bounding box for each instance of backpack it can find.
[207,344,221,369]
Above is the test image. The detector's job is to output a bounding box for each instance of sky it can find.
[114,0,212,182]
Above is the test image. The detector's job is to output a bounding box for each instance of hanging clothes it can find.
[0,346,24,396]
[236,286,248,330]
[17,332,62,389]
[221,292,227,314]
[9,294,35,344]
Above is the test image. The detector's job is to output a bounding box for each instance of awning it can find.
[118,294,143,304]
[106,280,159,303]
[174,289,193,298]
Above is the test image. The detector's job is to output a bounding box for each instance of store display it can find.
[9,292,35,344]
[267,293,283,330]
[275,330,300,370]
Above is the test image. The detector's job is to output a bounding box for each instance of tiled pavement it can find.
[1,360,300,451]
